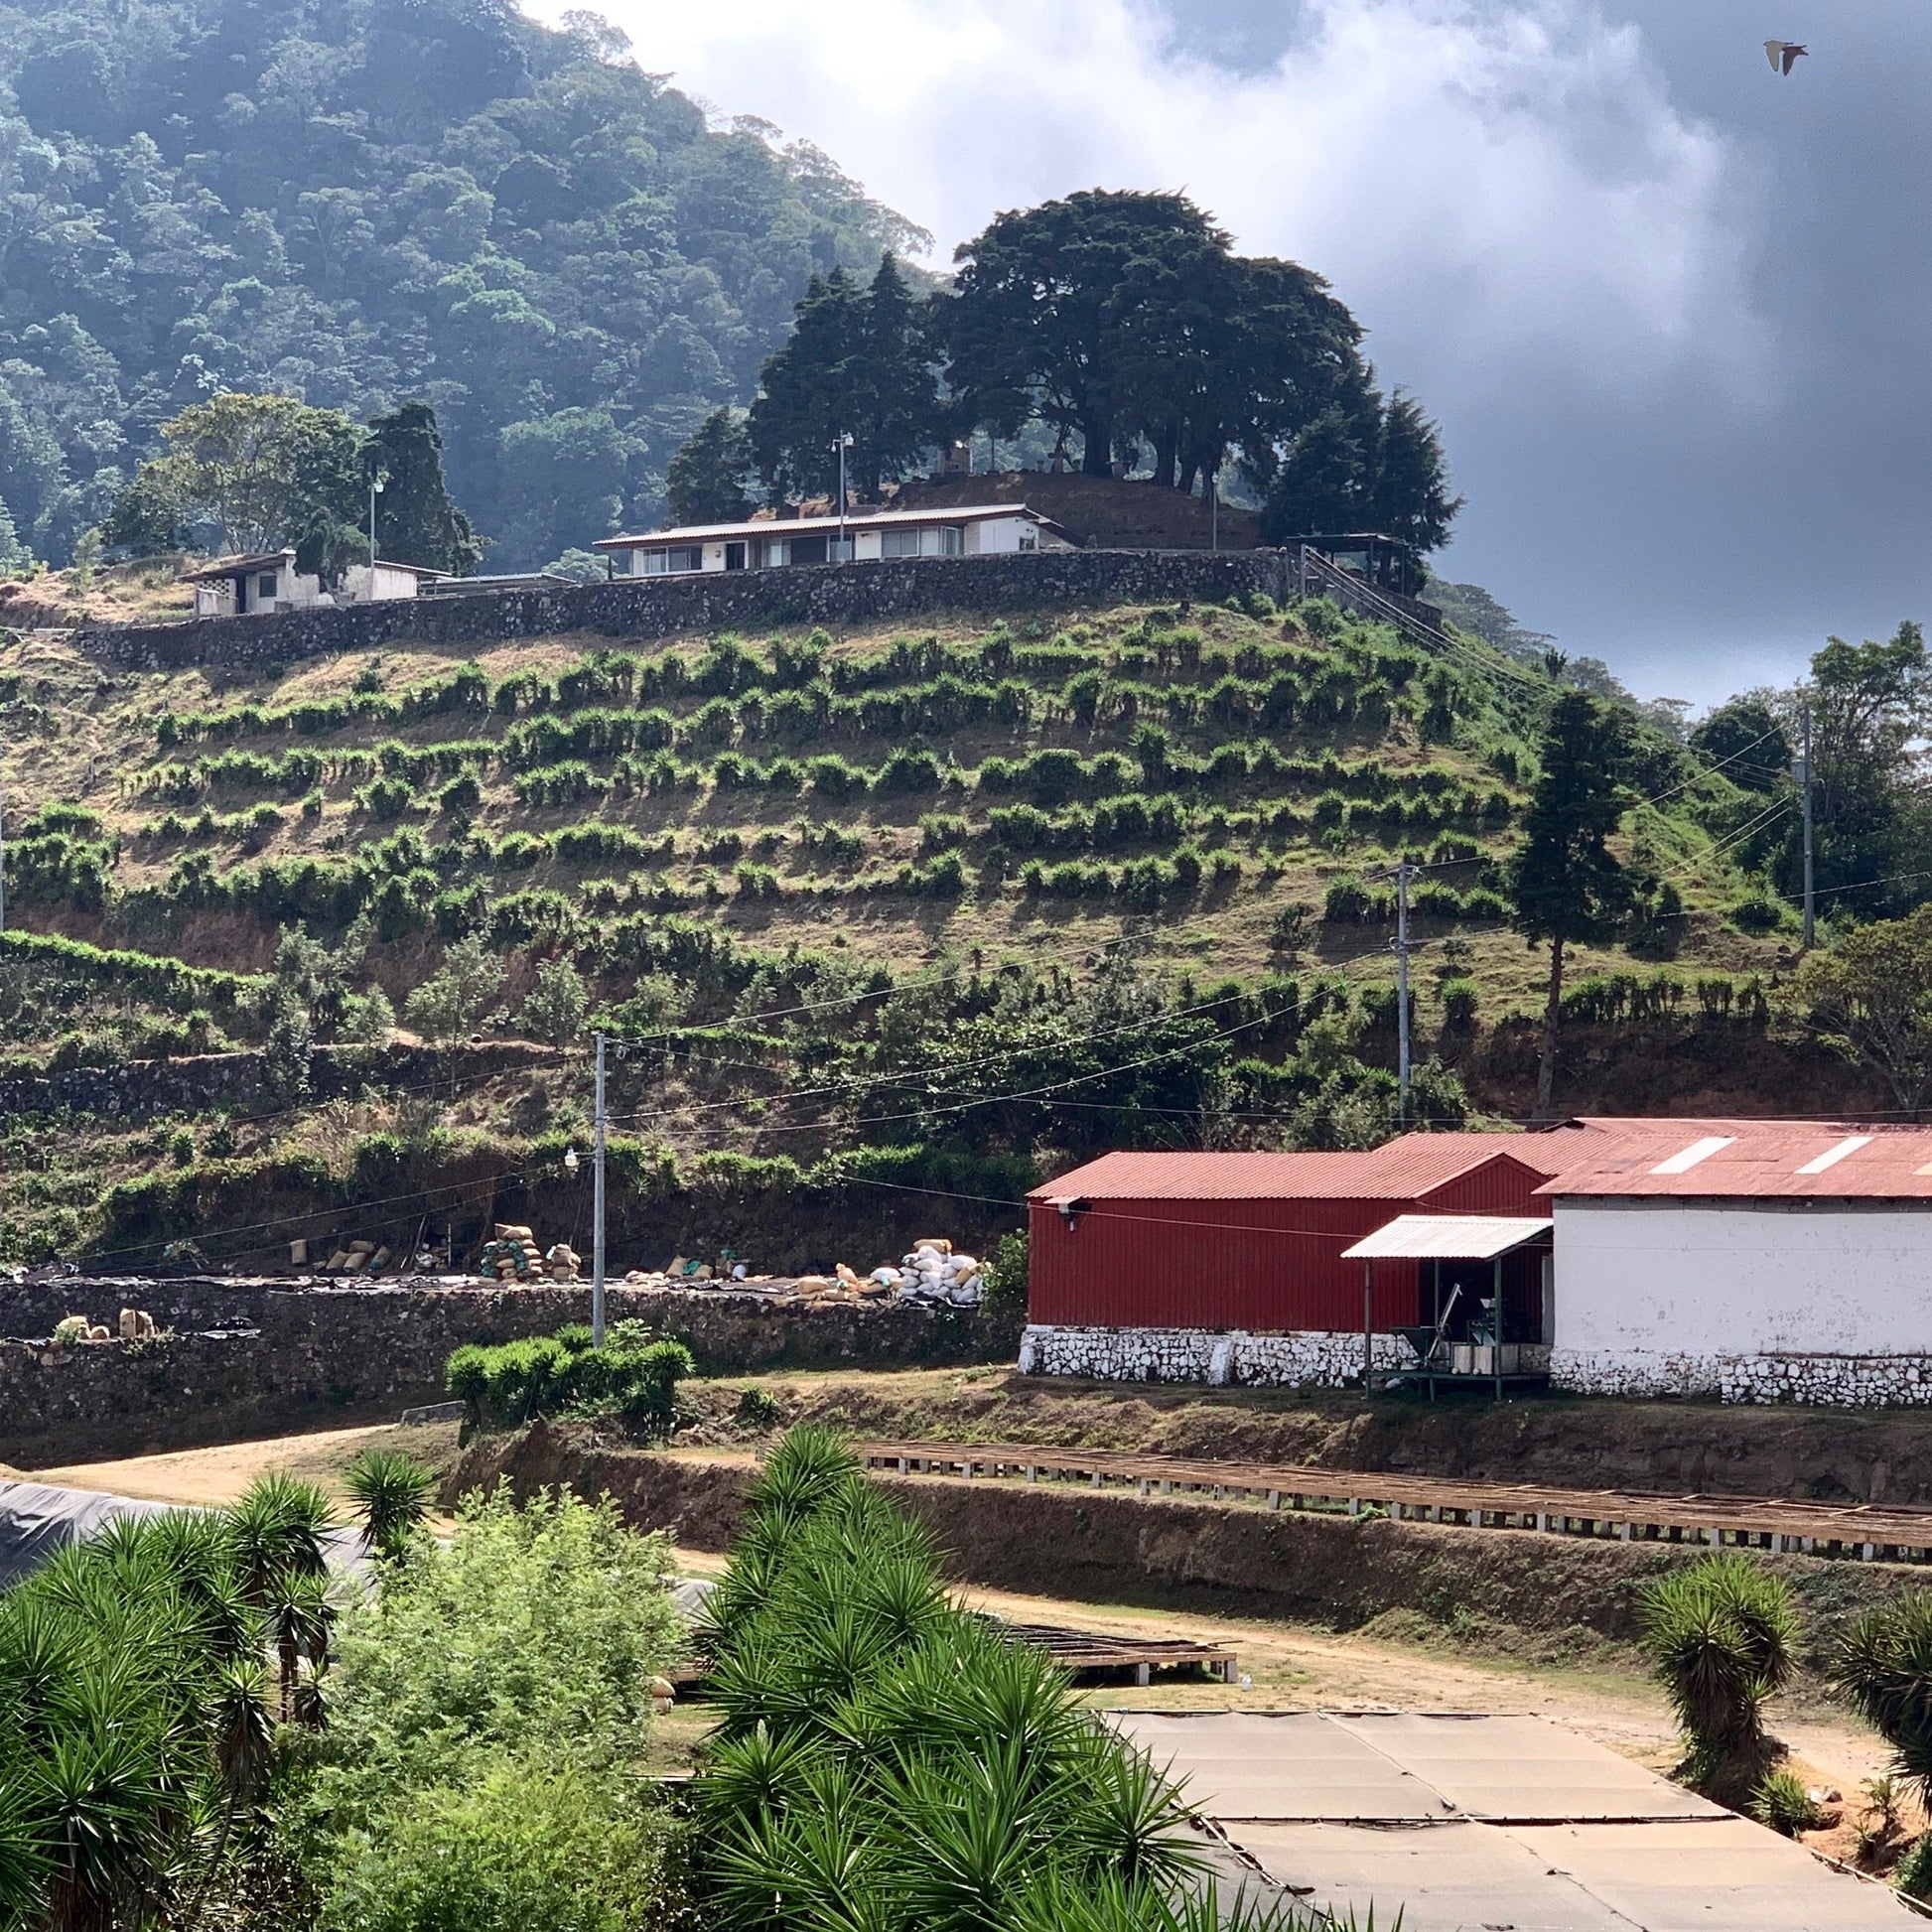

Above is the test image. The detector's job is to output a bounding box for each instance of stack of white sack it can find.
[891,1239,982,1307]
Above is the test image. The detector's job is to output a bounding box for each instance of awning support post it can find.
[1493,1255,1504,1402]
[1362,1260,1373,1391]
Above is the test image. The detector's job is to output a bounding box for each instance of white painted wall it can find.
[1554,1199,1932,1355]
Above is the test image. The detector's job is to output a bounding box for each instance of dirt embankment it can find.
[671,1367,1932,1508]
[455,1420,1920,1666]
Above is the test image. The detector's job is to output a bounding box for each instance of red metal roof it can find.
[1031,1133,1582,1203]
[1535,1125,1932,1200]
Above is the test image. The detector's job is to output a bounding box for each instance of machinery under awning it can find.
[1342,1214,1552,1262]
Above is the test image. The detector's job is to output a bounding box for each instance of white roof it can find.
[594,502,1057,549]
[1341,1214,1553,1261]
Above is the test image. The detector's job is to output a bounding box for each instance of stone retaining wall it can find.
[1552,1348,1932,1408]
[79,548,1308,671]
[1018,1322,1413,1388]
[0,1039,554,1121]
[0,1278,1017,1463]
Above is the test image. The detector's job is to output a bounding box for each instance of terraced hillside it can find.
[0,587,1867,1271]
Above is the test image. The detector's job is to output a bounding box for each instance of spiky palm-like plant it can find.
[1835,1588,1932,1809]
[1638,1556,1799,1794]
[226,1473,336,1607]
[342,1447,438,1562]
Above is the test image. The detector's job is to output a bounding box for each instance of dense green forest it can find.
[0,0,916,568]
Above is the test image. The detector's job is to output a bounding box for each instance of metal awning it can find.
[1341,1214,1552,1262]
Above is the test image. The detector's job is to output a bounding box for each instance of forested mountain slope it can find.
[0,0,912,568]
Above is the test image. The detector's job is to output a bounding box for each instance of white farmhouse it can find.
[1537,1122,1932,1406]
[592,503,1072,578]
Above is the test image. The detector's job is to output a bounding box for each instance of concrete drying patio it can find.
[1111,1710,1916,1929]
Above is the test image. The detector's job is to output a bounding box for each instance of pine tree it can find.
[851,253,937,493]
[748,267,867,502]
[1509,692,1638,1119]
[1369,392,1461,552]
[665,408,755,524]
[366,401,484,575]
[1259,406,1370,537]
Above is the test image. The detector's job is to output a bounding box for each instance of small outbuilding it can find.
[1021,1134,1591,1388]
[1537,1123,1932,1405]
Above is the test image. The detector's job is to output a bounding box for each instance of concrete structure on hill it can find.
[1021,1120,1932,1407]
[594,503,1072,577]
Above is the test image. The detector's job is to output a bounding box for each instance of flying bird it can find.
[1765,39,1808,75]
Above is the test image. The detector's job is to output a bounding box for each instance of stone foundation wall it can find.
[79,548,1308,672]
[1552,1348,1932,1408]
[1018,1322,1411,1388]
[0,1278,1018,1463]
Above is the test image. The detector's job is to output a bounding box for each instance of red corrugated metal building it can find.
[1027,1133,1590,1336]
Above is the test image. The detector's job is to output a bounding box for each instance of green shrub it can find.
[1441,978,1479,1032]
[354,775,417,820]
[447,1322,696,1436]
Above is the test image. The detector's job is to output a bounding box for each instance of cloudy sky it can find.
[577,0,1924,710]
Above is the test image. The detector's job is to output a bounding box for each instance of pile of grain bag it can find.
[885,1239,982,1307]
[479,1224,544,1282]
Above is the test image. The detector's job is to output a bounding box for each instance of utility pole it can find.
[1208,471,1218,553]
[0,736,7,935]
[1391,861,1416,1123]
[368,473,384,568]
[591,1031,608,1346]
[1798,703,1815,952]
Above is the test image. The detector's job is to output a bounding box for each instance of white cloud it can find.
[564,0,1771,408]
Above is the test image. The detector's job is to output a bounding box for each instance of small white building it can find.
[338,559,449,604]
[1539,1123,1932,1406]
[184,550,321,618]
[593,503,1072,579]
[184,551,445,618]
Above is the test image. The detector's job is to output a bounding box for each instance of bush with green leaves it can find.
[1637,1556,1798,1795]
[446,1321,696,1435]
[979,1227,1031,1321]
[1750,1767,1823,1837]
[288,1482,686,1932]
[518,958,590,1045]
[403,933,504,1045]
[688,1427,1323,1932]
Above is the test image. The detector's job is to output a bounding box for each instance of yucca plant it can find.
[343,1447,438,1562]
[1637,1555,1798,1796]
[690,1427,1240,1932]
[1835,1588,1932,1810]
[225,1472,337,1608]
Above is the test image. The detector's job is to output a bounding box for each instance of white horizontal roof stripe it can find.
[1648,1135,1737,1175]
[1342,1215,1553,1261]
[1795,1134,1875,1174]
[594,503,1049,548]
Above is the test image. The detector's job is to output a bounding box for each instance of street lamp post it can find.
[368,474,385,571]
[832,432,853,559]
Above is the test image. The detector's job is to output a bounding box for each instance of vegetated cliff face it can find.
[0,580,1848,1272]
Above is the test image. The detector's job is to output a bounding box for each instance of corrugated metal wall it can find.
[1029,1154,1548,1334]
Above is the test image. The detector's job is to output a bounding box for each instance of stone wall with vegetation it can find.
[79,549,1307,670]
[0,1039,555,1120]
[0,1278,1017,1463]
